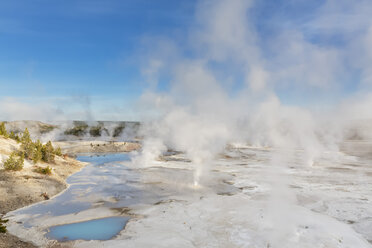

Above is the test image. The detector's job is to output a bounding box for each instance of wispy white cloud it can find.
[0,97,64,121]
[0,95,139,122]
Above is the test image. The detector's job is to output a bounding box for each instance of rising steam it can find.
[136,0,372,187]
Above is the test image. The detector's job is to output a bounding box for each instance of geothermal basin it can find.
[4,153,145,245]
[4,147,372,248]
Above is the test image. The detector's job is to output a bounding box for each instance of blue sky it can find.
[0,0,371,120]
[0,0,194,98]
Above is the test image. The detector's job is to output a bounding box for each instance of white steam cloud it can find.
[136,0,372,185]
[134,3,372,245]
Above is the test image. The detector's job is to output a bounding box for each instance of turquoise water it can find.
[14,153,138,218]
[8,153,144,241]
[46,217,130,241]
[8,153,165,242]
[76,153,132,165]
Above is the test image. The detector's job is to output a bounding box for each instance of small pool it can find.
[46,216,130,241]
[6,153,165,244]
[6,153,142,241]
[76,153,132,165]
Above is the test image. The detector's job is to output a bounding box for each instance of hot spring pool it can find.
[6,153,147,242]
[46,216,130,241]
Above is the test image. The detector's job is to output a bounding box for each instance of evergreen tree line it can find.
[0,122,62,171]
[0,122,20,141]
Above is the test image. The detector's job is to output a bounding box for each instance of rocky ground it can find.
[0,137,87,248]
[53,141,141,155]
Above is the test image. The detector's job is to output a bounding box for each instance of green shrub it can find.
[54,147,62,156]
[4,126,61,166]
[0,217,8,233]
[20,128,35,160]
[18,128,60,163]
[89,125,102,137]
[9,131,20,142]
[0,122,8,138]
[113,124,125,137]
[20,128,31,143]
[32,140,43,164]
[35,166,52,175]
[90,122,109,137]
[42,141,55,163]
[39,124,55,134]
[64,121,88,136]
[3,152,24,171]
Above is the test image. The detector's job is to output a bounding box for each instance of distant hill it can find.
[4,120,141,142]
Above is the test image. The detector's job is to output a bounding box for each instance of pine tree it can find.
[9,131,20,142]
[20,128,34,159]
[33,139,43,164]
[21,128,31,143]
[54,147,62,156]
[0,122,8,138]
[3,151,24,171]
[42,141,55,163]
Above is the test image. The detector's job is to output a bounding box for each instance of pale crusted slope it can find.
[0,136,87,248]
[0,137,19,155]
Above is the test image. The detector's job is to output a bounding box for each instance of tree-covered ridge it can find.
[0,122,62,171]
